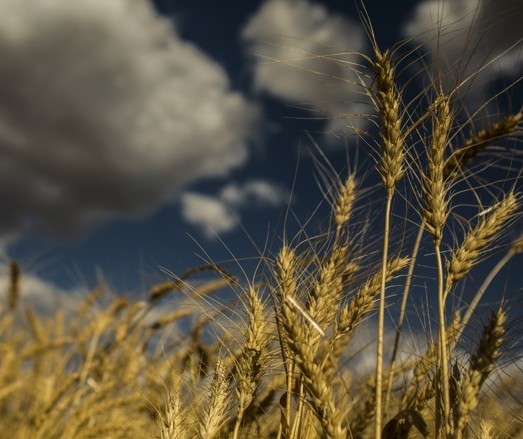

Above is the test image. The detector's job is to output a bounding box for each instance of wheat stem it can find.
[376,191,393,437]
[385,223,424,412]
[372,44,405,438]
[456,251,511,345]
[423,93,452,437]
[435,239,451,437]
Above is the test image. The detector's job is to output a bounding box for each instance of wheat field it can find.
[1,5,523,439]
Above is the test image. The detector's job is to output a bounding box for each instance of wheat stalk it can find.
[198,359,231,439]
[330,256,409,363]
[158,377,186,439]
[373,49,405,191]
[372,46,407,436]
[453,306,506,439]
[447,192,519,288]
[421,93,454,437]
[233,286,270,439]
[275,246,347,439]
[444,113,522,180]
[334,174,357,236]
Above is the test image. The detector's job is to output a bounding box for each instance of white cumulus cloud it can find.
[180,180,288,238]
[0,0,259,241]
[241,0,368,135]
[180,192,238,238]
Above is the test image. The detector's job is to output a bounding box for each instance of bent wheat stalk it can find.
[454,232,523,347]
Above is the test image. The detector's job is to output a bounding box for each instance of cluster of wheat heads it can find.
[162,10,523,436]
[2,10,523,439]
[1,124,521,439]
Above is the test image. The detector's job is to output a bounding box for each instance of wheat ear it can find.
[233,286,270,439]
[454,231,523,348]
[275,246,347,439]
[334,174,357,238]
[453,306,506,439]
[330,256,409,362]
[444,112,522,180]
[158,377,186,439]
[198,359,230,439]
[422,93,453,436]
[447,192,519,289]
[372,46,406,437]
[306,244,349,333]
[373,49,405,191]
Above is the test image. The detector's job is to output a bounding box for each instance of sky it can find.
[0,0,522,310]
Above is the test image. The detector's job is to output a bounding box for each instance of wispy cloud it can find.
[180,180,288,238]
[220,180,288,208]
[241,0,368,135]
[0,0,259,241]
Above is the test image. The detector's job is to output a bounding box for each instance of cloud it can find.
[0,0,259,240]
[241,0,367,135]
[180,192,238,238]
[402,0,523,96]
[180,180,288,238]
[220,180,288,207]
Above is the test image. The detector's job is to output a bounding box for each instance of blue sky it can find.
[0,0,522,308]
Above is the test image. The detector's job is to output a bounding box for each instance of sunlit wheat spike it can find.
[275,245,298,298]
[478,420,495,439]
[332,256,409,348]
[423,94,452,243]
[307,244,348,330]
[275,247,348,439]
[279,304,347,438]
[334,174,357,231]
[234,286,270,428]
[373,49,405,190]
[444,112,522,180]
[454,306,506,439]
[158,376,186,439]
[448,192,519,285]
[199,359,230,439]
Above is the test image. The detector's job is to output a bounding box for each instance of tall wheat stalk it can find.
[422,93,453,436]
[372,45,406,438]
